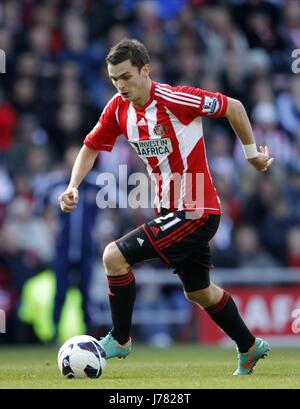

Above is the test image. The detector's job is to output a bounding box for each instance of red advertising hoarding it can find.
[196,287,300,346]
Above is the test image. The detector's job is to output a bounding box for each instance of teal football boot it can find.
[99,332,132,359]
[233,338,270,376]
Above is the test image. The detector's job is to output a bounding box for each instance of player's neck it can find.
[131,78,152,109]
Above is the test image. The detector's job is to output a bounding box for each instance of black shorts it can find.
[115,210,220,292]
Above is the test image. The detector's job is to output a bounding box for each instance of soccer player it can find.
[59,39,273,375]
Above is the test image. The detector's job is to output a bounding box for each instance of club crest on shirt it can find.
[154,122,168,136]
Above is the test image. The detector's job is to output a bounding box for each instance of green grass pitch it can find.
[0,344,299,389]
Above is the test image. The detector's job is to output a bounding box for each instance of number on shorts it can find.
[154,213,181,231]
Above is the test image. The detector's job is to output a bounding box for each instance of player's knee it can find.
[184,286,214,307]
[102,242,120,265]
[102,241,130,276]
[184,289,204,303]
[185,284,224,308]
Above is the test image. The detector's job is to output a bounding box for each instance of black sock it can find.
[107,270,136,345]
[205,291,255,353]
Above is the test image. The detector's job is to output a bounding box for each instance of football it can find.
[57,335,107,379]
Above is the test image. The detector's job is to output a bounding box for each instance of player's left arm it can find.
[225,97,274,172]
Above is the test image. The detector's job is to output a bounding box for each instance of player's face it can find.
[108,60,150,105]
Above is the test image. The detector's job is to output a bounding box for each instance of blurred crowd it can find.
[1,0,300,343]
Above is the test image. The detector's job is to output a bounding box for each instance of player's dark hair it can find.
[106,38,150,70]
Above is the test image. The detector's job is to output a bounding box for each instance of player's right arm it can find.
[59,145,98,213]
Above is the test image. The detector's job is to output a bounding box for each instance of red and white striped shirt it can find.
[84,81,228,215]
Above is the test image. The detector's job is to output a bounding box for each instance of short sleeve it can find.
[158,84,228,124]
[84,95,122,152]
[197,89,227,118]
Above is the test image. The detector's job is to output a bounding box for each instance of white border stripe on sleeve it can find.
[156,88,201,106]
[155,91,200,108]
[156,85,202,103]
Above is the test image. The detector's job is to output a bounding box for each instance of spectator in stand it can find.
[235,102,295,167]
[0,206,49,294]
[0,91,17,152]
[282,163,300,220]
[242,173,281,228]
[260,197,295,265]
[283,0,300,50]
[233,225,279,268]
[277,76,300,140]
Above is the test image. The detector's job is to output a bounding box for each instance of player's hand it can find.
[58,187,79,212]
[247,146,274,172]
